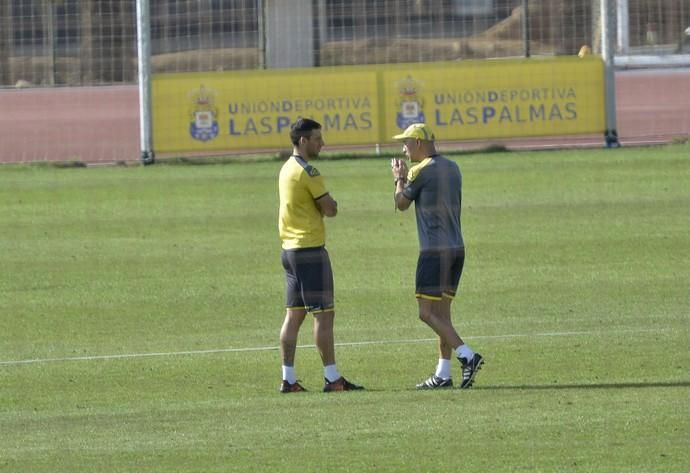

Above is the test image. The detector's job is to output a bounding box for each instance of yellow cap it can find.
[392,123,435,141]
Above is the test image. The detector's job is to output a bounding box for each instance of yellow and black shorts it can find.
[415,248,465,301]
[281,246,334,314]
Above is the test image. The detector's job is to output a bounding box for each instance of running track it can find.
[1,69,688,164]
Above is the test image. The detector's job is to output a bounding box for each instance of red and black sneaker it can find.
[323,377,364,392]
[280,380,307,393]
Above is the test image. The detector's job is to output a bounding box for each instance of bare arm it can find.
[316,193,338,217]
[394,182,412,211]
[391,158,412,211]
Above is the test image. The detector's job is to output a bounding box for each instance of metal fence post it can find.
[136,0,155,164]
[522,0,531,58]
[616,0,629,54]
[601,0,620,148]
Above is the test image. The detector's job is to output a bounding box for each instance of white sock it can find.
[282,365,297,384]
[455,344,475,362]
[324,364,341,383]
[435,358,452,379]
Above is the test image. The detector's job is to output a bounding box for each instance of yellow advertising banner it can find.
[152,57,604,153]
[381,57,605,140]
[152,68,379,152]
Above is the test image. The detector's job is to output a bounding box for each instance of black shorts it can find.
[415,248,465,300]
[281,246,334,314]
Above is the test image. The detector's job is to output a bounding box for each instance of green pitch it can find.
[1,145,688,472]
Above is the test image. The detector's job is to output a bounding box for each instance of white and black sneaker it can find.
[416,375,453,390]
[458,353,484,389]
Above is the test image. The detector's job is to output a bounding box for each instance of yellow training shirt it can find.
[278,155,329,249]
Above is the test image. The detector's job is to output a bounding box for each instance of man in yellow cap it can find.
[390,122,484,389]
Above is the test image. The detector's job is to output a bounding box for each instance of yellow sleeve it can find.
[304,168,328,200]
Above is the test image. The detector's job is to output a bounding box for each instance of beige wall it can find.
[264,0,315,69]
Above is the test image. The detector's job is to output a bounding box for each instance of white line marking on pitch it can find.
[0,328,668,366]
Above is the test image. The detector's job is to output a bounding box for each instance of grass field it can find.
[1,145,688,472]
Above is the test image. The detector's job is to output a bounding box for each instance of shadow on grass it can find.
[271,381,690,395]
[474,380,690,391]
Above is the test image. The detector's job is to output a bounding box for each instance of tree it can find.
[80,0,136,84]
[79,0,95,84]
[0,0,12,86]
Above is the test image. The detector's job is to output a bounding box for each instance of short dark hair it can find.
[290,118,321,146]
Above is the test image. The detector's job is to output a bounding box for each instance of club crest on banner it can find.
[189,85,219,142]
[395,75,425,130]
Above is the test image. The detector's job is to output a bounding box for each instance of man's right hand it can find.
[391,158,407,179]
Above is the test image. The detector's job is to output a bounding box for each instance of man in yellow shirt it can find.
[278,118,364,393]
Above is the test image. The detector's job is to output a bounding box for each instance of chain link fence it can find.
[1,1,688,163]
[3,1,687,88]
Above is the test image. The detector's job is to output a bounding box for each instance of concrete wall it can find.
[264,0,314,69]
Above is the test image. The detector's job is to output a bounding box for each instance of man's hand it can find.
[391,158,408,183]
[391,158,412,211]
[316,194,338,217]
